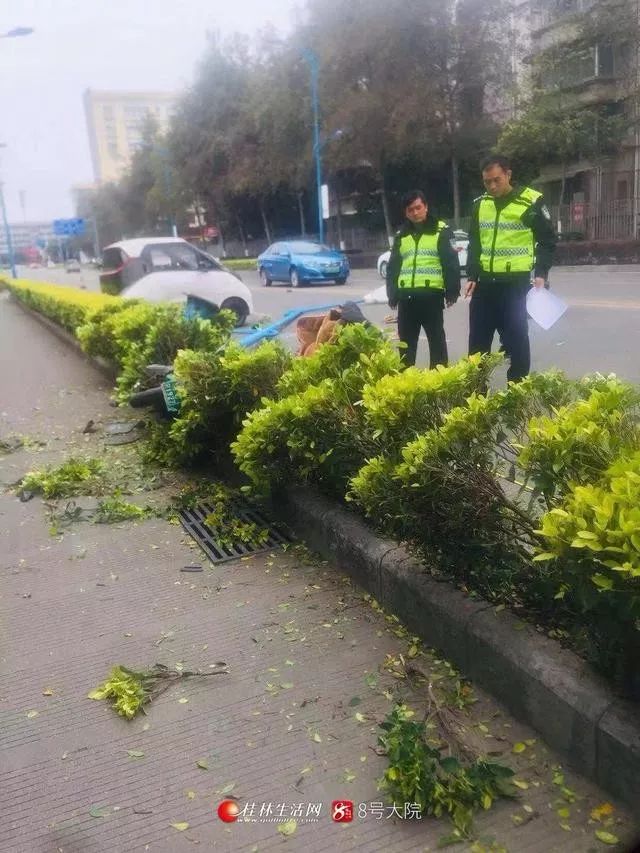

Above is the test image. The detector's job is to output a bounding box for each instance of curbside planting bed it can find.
[278,486,640,811]
[3,274,639,811]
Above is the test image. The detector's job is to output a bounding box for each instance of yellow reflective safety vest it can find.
[478,187,542,275]
[397,220,447,292]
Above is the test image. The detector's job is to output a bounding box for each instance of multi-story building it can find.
[83,89,177,184]
[528,0,640,238]
[0,221,56,254]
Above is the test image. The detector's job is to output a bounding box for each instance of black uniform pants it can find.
[397,291,448,368]
[469,279,530,381]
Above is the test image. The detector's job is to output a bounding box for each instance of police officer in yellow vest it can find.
[387,190,461,367]
[465,156,556,382]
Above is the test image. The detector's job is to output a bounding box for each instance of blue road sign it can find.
[53,218,85,236]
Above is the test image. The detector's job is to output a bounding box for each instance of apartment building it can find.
[83,89,177,184]
[528,0,640,237]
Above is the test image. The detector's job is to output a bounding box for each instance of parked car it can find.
[257,240,349,287]
[377,229,469,278]
[99,237,253,326]
[65,258,81,273]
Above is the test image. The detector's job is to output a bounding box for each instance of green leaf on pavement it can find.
[196,759,209,770]
[127,750,145,758]
[595,830,619,845]
[512,742,526,754]
[348,696,361,706]
[89,805,111,818]
[277,819,297,837]
[170,822,189,832]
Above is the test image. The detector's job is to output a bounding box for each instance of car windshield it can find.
[289,241,332,254]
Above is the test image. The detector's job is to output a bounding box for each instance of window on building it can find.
[596,44,615,77]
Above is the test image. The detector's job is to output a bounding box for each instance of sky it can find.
[0,0,298,222]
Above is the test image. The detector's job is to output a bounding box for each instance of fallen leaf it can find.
[523,805,534,814]
[311,731,322,743]
[300,766,311,775]
[348,696,361,706]
[407,644,419,658]
[196,759,209,770]
[26,710,39,719]
[42,688,54,696]
[218,782,236,796]
[277,819,297,837]
[513,780,529,790]
[170,822,189,832]
[89,805,110,818]
[595,830,619,845]
[360,755,367,762]
[524,738,536,746]
[142,723,150,732]
[364,673,378,689]
[280,682,294,689]
[342,770,356,783]
[178,697,189,704]
[285,660,295,666]
[512,742,526,754]
[560,823,572,832]
[478,723,489,734]
[128,750,145,759]
[591,803,614,822]
[354,712,366,723]
[186,791,196,800]
[557,807,570,819]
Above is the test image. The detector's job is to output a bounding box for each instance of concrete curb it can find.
[279,486,640,811]
[7,293,117,381]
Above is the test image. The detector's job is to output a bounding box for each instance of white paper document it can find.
[526,288,568,330]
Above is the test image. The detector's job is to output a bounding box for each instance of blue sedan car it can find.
[257,240,349,287]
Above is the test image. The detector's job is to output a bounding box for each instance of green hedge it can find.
[6,274,640,695]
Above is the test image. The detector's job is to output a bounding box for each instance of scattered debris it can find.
[87,662,228,719]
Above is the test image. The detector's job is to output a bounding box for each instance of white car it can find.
[377,229,469,278]
[99,237,253,326]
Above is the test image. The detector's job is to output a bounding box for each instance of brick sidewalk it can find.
[1,295,637,852]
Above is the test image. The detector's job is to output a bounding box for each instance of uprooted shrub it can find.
[350,393,538,599]
[534,451,640,695]
[275,321,401,398]
[77,301,237,400]
[145,340,292,467]
[233,326,402,496]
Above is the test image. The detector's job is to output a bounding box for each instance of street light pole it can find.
[302,50,324,245]
[0,181,17,278]
[0,28,34,277]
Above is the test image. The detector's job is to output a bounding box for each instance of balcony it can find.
[539,43,623,103]
[531,0,595,33]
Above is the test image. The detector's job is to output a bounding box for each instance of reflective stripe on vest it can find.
[397,221,447,291]
[478,187,541,274]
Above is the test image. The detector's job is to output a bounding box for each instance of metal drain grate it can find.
[178,499,294,564]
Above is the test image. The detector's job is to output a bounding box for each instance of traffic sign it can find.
[53,218,86,236]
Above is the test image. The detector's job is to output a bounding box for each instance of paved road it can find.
[17,264,640,383]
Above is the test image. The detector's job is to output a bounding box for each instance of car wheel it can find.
[379,261,388,279]
[259,267,272,287]
[221,297,249,327]
[290,268,301,288]
[335,277,347,285]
